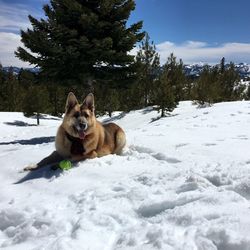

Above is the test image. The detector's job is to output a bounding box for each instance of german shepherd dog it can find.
[24,93,126,171]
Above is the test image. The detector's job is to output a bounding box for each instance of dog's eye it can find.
[83,112,89,118]
[74,112,80,118]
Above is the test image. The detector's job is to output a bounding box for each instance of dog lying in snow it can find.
[24,93,126,171]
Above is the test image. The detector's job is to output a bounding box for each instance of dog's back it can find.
[102,122,126,155]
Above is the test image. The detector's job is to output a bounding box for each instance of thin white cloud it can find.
[156,40,250,64]
[0,0,42,67]
[0,0,40,32]
[184,41,207,48]
[0,4,28,32]
[0,32,31,67]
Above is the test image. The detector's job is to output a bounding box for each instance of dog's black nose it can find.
[79,123,87,130]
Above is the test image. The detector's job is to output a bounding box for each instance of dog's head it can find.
[62,92,96,139]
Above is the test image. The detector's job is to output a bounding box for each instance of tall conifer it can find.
[15,0,144,86]
[136,32,160,106]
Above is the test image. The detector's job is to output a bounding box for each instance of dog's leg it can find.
[24,151,64,171]
[71,150,98,162]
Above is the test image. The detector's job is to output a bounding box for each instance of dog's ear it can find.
[65,92,78,112]
[83,93,94,112]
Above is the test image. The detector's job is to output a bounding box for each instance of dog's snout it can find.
[79,122,87,130]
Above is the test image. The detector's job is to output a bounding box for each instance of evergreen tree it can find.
[245,85,250,100]
[182,77,193,100]
[18,68,36,86]
[192,65,219,106]
[94,82,120,117]
[192,59,241,105]
[0,64,6,111]
[153,53,184,117]
[46,83,65,116]
[218,62,240,101]
[104,88,120,117]
[136,32,160,106]
[153,72,176,117]
[15,0,144,87]
[1,68,23,111]
[220,57,225,74]
[18,69,47,123]
[22,85,49,125]
[165,54,185,102]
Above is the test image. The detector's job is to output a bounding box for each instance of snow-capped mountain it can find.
[3,63,250,79]
[2,67,40,75]
[184,63,250,79]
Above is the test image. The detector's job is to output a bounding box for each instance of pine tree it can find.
[192,65,220,106]
[104,88,120,117]
[46,83,66,116]
[220,57,225,74]
[165,54,185,102]
[18,68,36,86]
[245,85,250,100]
[153,53,184,117]
[2,68,23,111]
[22,85,49,125]
[136,32,160,106]
[15,0,144,87]
[153,72,176,117]
[0,64,5,111]
[94,82,120,117]
[219,62,240,101]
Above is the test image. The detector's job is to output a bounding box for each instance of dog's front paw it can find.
[23,164,38,171]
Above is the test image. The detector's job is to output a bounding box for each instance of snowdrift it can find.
[1,101,250,250]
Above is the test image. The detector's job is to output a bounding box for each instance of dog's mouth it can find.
[73,125,87,139]
[78,130,86,140]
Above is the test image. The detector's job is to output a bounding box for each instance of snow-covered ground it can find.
[1,101,250,250]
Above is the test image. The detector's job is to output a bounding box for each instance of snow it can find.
[1,101,250,250]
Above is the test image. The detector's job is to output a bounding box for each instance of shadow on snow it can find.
[4,120,37,127]
[14,166,62,184]
[102,112,127,124]
[0,136,55,146]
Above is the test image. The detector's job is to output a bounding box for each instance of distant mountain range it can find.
[2,67,40,75]
[3,63,250,79]
[183,63,250,79]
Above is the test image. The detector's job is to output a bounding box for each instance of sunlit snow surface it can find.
[1,101,250,250]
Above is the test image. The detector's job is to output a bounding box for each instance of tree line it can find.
[0,0,249,124]
[1,52,249,121]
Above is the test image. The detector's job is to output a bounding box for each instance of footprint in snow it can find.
[204,174,232,187]
[151,153,181,164]
[227,181,250,200]
[137,195,203,218]
[203,143,217,147]
[131,145,182,164]
[175,143,189,149]
[232,135,248,140]
[238,135,248,139]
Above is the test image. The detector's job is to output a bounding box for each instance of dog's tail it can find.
[114,128,126,155]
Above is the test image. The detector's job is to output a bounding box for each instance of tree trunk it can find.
[54,90,58,116]
[36,113,40,126]
[161,107,164,117]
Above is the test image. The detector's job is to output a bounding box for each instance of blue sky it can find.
[0,0,250,66]
[131,0,250,44]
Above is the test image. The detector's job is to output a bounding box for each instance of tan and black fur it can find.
[24,93,126,171]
